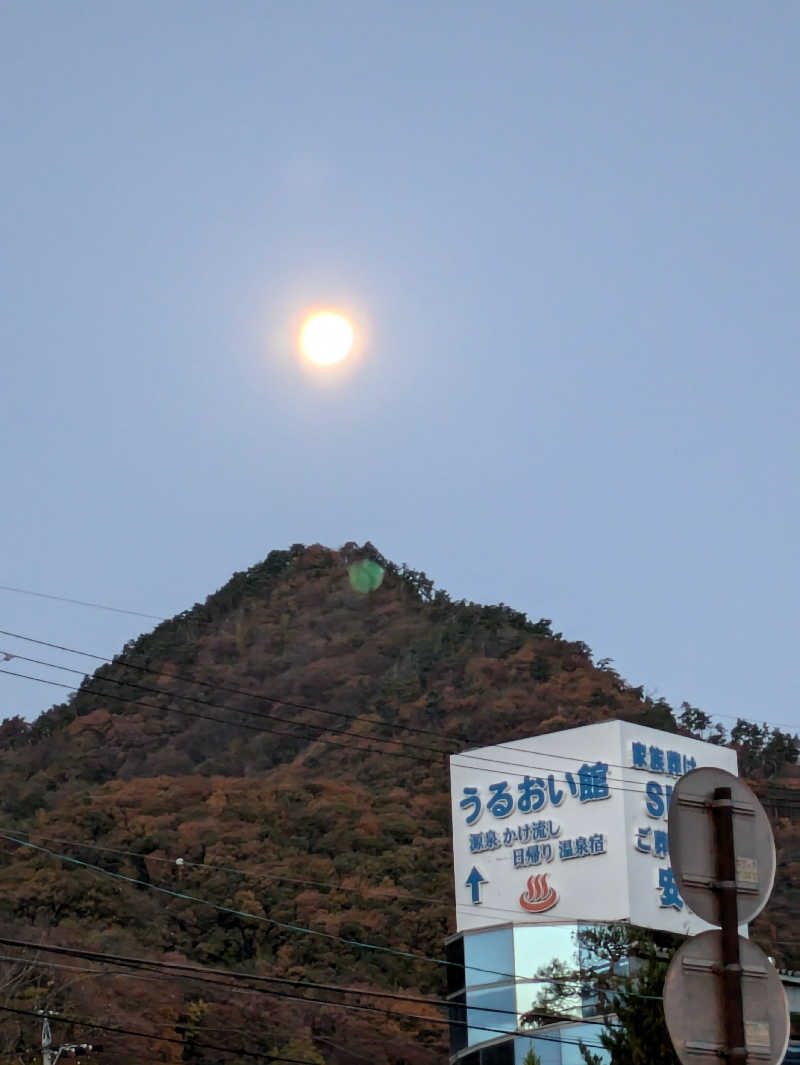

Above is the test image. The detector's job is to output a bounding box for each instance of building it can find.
[445,719,787,1065]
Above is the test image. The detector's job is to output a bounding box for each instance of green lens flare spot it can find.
[348,560,385,595]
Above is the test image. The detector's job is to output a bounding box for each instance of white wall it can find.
[450,719,738,935]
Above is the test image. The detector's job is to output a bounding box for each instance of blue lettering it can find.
[645,781,664,819]
[487,781,514,818]
[460,787,482,825]
[666,750,682,776]
[632,741,648,769]
[653,829,669,858]
[649,746,665,773]
[658,867,684,910]
[517,776,546,814]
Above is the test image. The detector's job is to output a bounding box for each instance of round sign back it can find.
[668,766,775,926]
[664,930,789,1065]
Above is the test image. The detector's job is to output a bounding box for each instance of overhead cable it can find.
[0,667,434,764]
[0,662,713,798]
[0,1003,313,1062]
[0,583,164,620]
[0,626,457,744]
[0,833,663,999]
[0,940,630,1022]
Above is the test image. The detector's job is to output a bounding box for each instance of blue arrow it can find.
[465,866,487,905]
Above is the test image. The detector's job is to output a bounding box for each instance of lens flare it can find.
[348,560,385,594]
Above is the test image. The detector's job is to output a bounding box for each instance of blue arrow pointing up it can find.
[465,866,487,905]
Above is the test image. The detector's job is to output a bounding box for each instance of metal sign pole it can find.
[712,785,746,1064]
[666,766,788,1065]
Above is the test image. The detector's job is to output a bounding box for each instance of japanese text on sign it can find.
[459,763,610,825]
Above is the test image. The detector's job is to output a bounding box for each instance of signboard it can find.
[664,769,785,1065]
[663,931,789,1065]
[668,766,776,926]
[450,720,738,934]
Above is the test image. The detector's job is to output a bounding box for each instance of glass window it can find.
[513,924,578,981]
[513,924,582,1019]
[464,927,514,988]
[574,923,632,1017]
[513,1027,611,1065]
[514,1033,562,1065]
[559,1024,610,1065]
[466,984,516,1046]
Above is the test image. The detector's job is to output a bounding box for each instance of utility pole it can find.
[712,785,746,1064]
[40,1017,101,1064]
[41,1017,52,1065]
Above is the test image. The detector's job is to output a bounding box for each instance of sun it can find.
[300,311,354,365]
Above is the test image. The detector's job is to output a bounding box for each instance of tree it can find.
[677,703,727,745]
[678,702,712,738]
[729,719,799,776]
[521,924,680,1065]
[0,950,72,1061]
[0,714,29,749]
[762,727,800,775]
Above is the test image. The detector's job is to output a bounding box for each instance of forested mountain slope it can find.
[0,543,796,1064]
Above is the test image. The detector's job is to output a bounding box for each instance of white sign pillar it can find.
[450,720,738,935]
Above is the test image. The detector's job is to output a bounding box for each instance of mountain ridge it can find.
[0,542,796,1064]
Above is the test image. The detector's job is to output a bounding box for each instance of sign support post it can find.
[712,785,746,1064]
[665,766,789,1065]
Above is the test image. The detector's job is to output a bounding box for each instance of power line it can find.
[8,653,800,820]
[4,581,800,740]
[0,998,609,1056]
[0,626,460,745]
[0,834,663,997]
[0,829,529,985]
[0,584,164,621]
[0,829,448,903]
[18,930,791,1057]
[0,939,628,1019]
[0,627,753,780]
[0,830,491,975]
[4,644,703,793]
[0,661,708,799]
[316,1036,394,1064]
[0,949,496,1018]
[4,820,725,928]
[0,1003,314,1062]
[4,640,675,788]
[0,824,453,909]
[0,667,436,765]
[7,628,798,796]
[0,647,449,760]
[0,822,674,927]
[0,954,614,1052]
[0,950,459,1031]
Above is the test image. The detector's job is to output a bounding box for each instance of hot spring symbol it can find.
[519,873,559,913]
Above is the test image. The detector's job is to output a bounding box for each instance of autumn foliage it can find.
[0,543,795,1063]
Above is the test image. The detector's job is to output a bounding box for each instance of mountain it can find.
[0,543,796,1064]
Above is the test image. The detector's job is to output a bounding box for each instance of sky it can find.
[1,3,798,736]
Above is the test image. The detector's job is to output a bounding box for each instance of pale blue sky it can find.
[1,3,798,733]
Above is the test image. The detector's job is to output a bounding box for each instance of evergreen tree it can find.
[522,924,680,1065]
